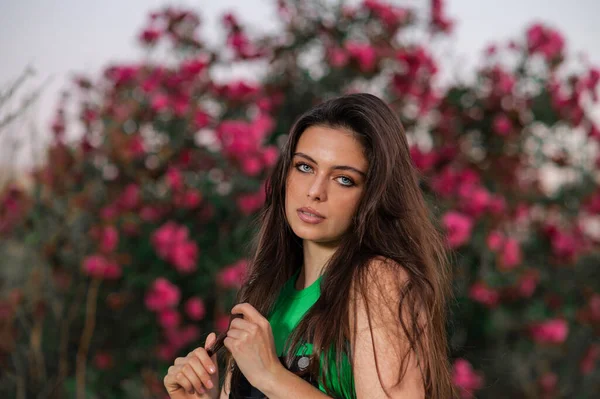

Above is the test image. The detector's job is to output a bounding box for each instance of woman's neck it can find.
[296,239,338,290]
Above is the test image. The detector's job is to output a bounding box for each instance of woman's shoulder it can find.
[359,255,409,286]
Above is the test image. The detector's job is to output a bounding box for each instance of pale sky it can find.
[1,0,599,170]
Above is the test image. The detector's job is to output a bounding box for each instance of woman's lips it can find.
[297,210,325,224]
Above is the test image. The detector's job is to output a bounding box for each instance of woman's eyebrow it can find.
[293,152,366,177]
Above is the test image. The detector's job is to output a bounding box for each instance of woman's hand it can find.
[224,303,285,391]
[164,332,220,399]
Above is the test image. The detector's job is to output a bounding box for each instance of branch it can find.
[75,278,102,399]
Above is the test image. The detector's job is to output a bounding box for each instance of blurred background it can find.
[1,0,599,398]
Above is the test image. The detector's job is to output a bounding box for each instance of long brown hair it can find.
[210,93,456,398]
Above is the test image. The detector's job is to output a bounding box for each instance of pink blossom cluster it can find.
[237,184,267,216]
[468,281,499,308]
[529,318,569,344]
[547,68,600,127]
[393,46,439,114]
[164,167,203,210]
[217,259,249,289]
[81,254,122,280]
[541,222,588,264]
[100,183,141,224]
[222,13,267,59]
[216,114,279,177]
[363,0,411,29]
[430,0,454,33]
[145,278,207,360]
[486,230,523,270]
[0,185,27,235]
[138,7,202,48]
[145,278,181,312]
[452,359,484,398]
[526,23,565,62]
[151,221,199,274]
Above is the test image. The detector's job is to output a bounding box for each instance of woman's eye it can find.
[337,176,355,187]
[296,163,312,173]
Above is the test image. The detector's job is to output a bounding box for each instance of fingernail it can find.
[209,365,216,373]
[206,380,214,389]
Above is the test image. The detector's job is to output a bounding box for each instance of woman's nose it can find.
[307,176,327,201]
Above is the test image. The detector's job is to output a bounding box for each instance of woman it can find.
[164,93,457,398]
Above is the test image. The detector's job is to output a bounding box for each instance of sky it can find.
[1,0,599,170]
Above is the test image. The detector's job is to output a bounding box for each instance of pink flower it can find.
[469,282,499,308]
[118,183,140,210]
[499,238,522,270]
[517,270,539,298]
[105,65,140,86]
[166,167,184,191]
[487,196,506,215]
[169,240,199,274]
[493,114,512,136]
[409,146,438,172]
[180,190,202,209]
[262,146,279,168]
[103,262,123,280]
[82,255,122,280]
[151,93,170,112]
[327,47,348,68]
[237,190,266,216]
[128,135,145,158]
[151,221,189,259]
[452,359,483,399]
[139,28,161,45]
[216,315,231,333]
[172,94,190,117]
[538,372,557,394]
[241,156,262,176]
[94,352,114,370]
[530,318,569,344]
[364,0,409,28]
[345,41,377,72]
[151,221,199,273]
[430,0,454,33]
[526,23,565,61]
[486,230,505,251]
[194,110,210,128]
[551,230,578,262]
[216,80,260,101]
[145,278,181,312]
[100,225,119,253]
[158,309,181,329]
[185,297,206,321]
[580,344,599,374]
[157,344,176,362]
[460,186,490,218]
[180,56,209,77]
[140,205,163,222]
[100,205,119,221]
[217,259,248,289]
[442,211,474,248]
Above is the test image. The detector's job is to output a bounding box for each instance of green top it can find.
[267,270,356,399]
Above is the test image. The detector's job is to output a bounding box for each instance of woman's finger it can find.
[173,356,186,366]
[174,370,194,394]
[226,327,249,340]
[188,355,214,390]
[193,347,217,374]
[180,363,206,395]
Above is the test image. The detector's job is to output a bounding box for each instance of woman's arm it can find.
[350,258,426,399]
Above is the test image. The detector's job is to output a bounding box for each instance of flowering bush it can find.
[0,1,598,398]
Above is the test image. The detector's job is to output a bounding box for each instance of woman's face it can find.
[285,125,368,245]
